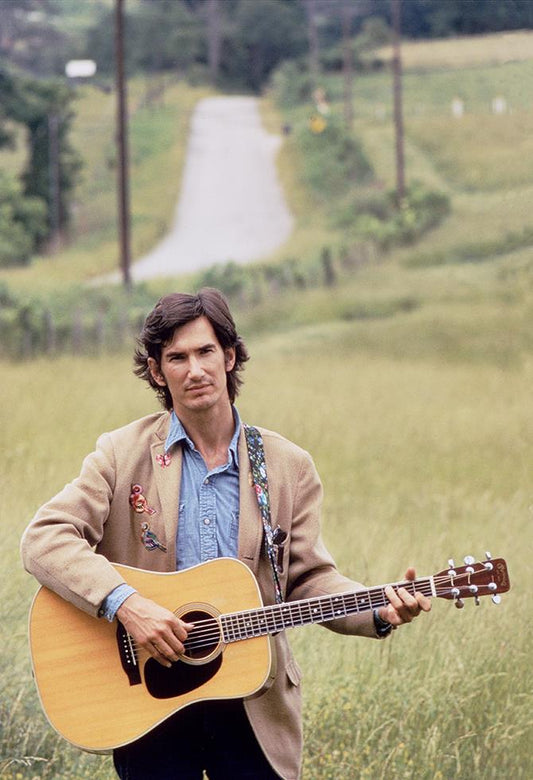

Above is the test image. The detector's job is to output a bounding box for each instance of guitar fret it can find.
[222,576,438,645]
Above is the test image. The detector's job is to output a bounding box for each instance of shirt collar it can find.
[165,407,241,465]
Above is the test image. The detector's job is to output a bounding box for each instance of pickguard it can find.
[144,654,223,699]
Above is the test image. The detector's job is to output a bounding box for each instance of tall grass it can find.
[1,317,531,778]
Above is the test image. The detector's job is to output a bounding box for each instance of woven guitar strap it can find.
[244,424,284,604]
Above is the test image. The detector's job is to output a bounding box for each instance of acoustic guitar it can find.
[28,554,509,753]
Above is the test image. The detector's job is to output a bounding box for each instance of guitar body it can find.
[28,558,273,753]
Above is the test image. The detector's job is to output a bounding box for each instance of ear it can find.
[224,347,236,372]
[147,357,166,387]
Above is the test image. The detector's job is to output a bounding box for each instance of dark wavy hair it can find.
[133,288,249,410]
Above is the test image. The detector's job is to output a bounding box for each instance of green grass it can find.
[1,323,531,778]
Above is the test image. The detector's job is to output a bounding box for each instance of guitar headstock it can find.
[434,553,510,608]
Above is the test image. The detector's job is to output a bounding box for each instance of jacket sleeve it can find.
[20,432,126,617]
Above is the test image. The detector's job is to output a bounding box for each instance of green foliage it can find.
[0,173,47,267]
[18,78,82,235]
[0,69,82,253]
[0,283,157,358]
[269,61,313,108]
[285,100,450,252]
[223,0,306,93]
[197,261,249,301]
[296,117,375,200]
[348,183,451,249]
[85,1,203,76]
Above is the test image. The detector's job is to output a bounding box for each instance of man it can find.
[21,288,430,779]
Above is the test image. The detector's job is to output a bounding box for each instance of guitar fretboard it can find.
[221,577,435,643]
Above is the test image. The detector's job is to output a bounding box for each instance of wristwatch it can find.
[373,609,393,637]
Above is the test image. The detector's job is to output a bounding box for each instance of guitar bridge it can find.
[116,621,141,686]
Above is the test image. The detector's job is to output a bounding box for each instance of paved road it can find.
[127,95,293,281]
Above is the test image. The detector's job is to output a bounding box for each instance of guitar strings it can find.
[125,571,490,655]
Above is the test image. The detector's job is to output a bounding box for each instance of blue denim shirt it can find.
[167,408,241,570]
[99,409,241,621]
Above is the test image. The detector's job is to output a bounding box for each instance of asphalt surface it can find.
[126,95,293,281]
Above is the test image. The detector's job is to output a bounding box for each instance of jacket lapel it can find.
[150,415,182,567]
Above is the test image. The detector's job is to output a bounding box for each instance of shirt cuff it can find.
[98,584,137,622]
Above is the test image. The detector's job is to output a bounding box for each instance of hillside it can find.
[0,31,532,366]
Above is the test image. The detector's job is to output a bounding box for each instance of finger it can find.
[173,620,195,642]
[384,584,419,623]
[415,591,432,612]
[150,641,174,668]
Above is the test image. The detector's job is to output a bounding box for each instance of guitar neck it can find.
[221,577,435,643]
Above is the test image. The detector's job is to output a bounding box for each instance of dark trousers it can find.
[113,699,281,779]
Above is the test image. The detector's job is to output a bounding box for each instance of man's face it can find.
[148,316,235,417]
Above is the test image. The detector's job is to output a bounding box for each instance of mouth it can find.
[186,384,211,393]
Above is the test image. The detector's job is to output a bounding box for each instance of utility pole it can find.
[341,4,354,128]
[391,0,405,203]
[47,112,61,252]
[304,0,320,90]
[206,0,222,86]
[115,0,131,290]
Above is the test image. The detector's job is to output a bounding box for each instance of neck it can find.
[176,404,236,469]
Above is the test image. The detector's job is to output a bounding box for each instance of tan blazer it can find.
[21,412,377,779]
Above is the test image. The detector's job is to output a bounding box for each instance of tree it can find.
[224,0,307,93]
[0,69,82,251]
[0,172,47,267]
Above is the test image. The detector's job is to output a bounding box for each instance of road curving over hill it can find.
[126,95,293,281]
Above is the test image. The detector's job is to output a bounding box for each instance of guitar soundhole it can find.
[181,609,221,661]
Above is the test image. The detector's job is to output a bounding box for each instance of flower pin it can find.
[156,453,172,468]
[129,483,156,516]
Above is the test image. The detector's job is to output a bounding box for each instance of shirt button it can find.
[203,517,211,525]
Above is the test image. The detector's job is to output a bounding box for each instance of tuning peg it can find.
[492,595,502,605]
[474,596,480,606]
[464,555,475,565]
[451,587,464,608]
[448,558,455,569]
[485,551,493,560]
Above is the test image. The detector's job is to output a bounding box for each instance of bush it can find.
[270,60,313,107]
[297,117,375,200]
[0,173,47,267]
[350,182,450,249]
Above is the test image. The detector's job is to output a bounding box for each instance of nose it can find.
[188,355,204,379]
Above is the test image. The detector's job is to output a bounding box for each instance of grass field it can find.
[1,28,533,780]
[1,320,531,778]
